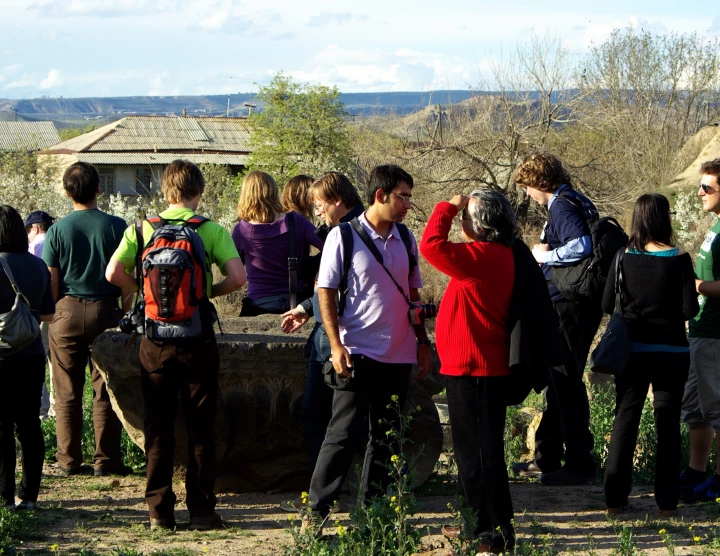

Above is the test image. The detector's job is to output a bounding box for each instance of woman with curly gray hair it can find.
[419,190,517,554]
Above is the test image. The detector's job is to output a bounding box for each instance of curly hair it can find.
[512,150,570,193]
[467,189,518,246]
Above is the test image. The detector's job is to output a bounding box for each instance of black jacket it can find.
[506,239,564,406]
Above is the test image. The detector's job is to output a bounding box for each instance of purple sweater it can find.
[232,212,324,299]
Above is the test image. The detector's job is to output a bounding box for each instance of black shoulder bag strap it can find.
[395,223,417,275]
[349,217,413,307]
[337,222,354,317]
[614,250,625,314]
[134,220,144,296]
[287,213,297,308]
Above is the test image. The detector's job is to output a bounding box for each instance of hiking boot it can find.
[441,524,464,540]
[149,516,176,531]
[59,464,93,476]
[94,464,133,477]
[692,473,720,503]
[13,498,37,511]
[299,513,330,538]
[188,512,223,531]
[511,461,543,479]
[679,467,708,503]
[540,465,596,486]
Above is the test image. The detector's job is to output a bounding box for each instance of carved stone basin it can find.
[92,316,444,493]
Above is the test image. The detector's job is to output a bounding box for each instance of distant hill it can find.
[0,91,478,125]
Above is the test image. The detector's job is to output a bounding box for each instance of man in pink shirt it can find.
[303,164,432,532]
[25,211,54,258]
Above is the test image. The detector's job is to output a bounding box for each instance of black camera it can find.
[119,305,145,335]
[409,303,438,325]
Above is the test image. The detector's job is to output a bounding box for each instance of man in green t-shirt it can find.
[680,158,720,502]
[106,160,246,531]
[42,162,131,477]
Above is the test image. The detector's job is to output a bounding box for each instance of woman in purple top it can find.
[232,171,324,315]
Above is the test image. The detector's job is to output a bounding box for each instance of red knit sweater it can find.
[419,202,514,377]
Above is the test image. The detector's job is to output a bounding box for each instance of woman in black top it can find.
[602,194,699,516]
[0,205,55,511]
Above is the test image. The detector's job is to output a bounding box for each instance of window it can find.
[98,167,115,195]
[135,168,152,195]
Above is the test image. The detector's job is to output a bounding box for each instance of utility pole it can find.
[227,76,234,117]
[10,108,18,121]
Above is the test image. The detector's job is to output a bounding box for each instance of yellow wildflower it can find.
[336,524,346,536]
[300,491,309,505]
[390,495,397,503]
[50,545,59,552]
[658,529,667,535]
[391,394,399,403]
[390,454,400,464]
[694,536,702,542]
[203,548,210,553]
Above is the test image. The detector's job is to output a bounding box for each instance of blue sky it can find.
[0,0,716,98]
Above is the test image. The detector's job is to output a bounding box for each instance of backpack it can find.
[336,218,417,316]
[0,255,41,356]
[548,194,628,303]
[138,215,217,340]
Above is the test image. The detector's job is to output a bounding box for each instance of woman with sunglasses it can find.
[0,205,55,511]
[602,193,698,517]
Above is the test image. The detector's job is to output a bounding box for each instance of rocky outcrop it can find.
[92,316,444,493]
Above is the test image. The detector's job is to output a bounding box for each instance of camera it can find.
[408,302,438,325]
[119,304,145,335]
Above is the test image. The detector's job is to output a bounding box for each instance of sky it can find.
[0,0,717,98]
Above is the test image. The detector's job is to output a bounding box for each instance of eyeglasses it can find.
[390,192,413,205]
[701,183,719,194]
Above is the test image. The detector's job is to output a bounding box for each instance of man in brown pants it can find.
[42,162,131,476]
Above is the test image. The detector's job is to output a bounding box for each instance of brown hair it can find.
[629,193,675,251]
[512,150,570,193]
[281,175,315,218]
[161,160,205,203]
[700,158,720,182]
[63,162,99,204]
[237,171,283,223]
[312,172,362,209]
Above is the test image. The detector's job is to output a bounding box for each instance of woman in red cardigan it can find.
[419,190,517,554]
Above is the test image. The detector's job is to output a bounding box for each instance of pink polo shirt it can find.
[317,213,423,364]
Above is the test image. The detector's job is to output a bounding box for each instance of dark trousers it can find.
[139,336,220,520]
[534,299,601,474]
[49,296,124,470]
[301,323,334,469]
[309,354,412,517]
[446,375,514,544]
[0,355,46,504]
[604,351,689,511]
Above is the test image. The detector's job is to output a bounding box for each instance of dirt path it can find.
[10,464,720,555]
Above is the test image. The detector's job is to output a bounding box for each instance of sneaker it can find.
[299,513,330,538]
[149,517,176,531]
[692,473,720,503]
[441,524,464,540]
[540,466,596,486]
[188,512,223,531]
[13,498,37,511]
[94,464,133,477]
[679,467,708,503]
[511,461,543,479]
[59,464,93,476]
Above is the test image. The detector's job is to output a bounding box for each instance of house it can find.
[0,121,60,152]
[39,116,251,195]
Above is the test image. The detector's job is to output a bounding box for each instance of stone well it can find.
[92,315,444,493]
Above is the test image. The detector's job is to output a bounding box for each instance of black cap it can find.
[25,211,55,227]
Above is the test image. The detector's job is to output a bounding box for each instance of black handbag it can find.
[588,251,629,376]
[322,356,355,390]
[0,255,41,356]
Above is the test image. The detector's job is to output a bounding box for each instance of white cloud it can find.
[307,12,368,27]
[39,69,61,89]
[194,6,280,35]
[2,64,23,74]
[28,0,185,18]
[0,75,5,85]
[148,71,181,95]
[4,75,36,90]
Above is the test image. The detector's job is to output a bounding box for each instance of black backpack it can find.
[548,194,628,303]
[336,218,417,316]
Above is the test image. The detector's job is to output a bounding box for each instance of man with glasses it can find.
[680,159,720,502]
[301,164,432,533]
[510,150,601,486]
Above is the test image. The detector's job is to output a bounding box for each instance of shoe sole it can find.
[518,471,542,479]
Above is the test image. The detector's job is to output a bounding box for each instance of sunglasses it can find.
[701,183,719,194]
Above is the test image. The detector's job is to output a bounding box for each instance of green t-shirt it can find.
[42,209,127,300]
[690,217,720,338]
[111,207,239,293]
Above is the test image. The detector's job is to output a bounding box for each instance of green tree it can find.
[247,73,352,184]
[58,124,96,141]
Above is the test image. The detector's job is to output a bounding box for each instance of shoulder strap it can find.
[286,213,297,307]
[184,215,210,230]
[338,223,354,317]
[0,255,31,306]
[146,216,164,230]
[614,250,625,313]
[349,217,413,307]
[395,223,417,275]
[135,221,144,295]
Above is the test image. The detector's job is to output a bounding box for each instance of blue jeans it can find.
[301,323,333,469]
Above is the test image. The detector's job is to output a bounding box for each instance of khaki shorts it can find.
[682,337,720,431]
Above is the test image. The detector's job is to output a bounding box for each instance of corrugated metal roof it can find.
[46,116,251,153]
[75,153,249,166]
[0,121,61,151]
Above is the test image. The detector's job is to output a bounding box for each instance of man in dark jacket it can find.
[510,151,602,486]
